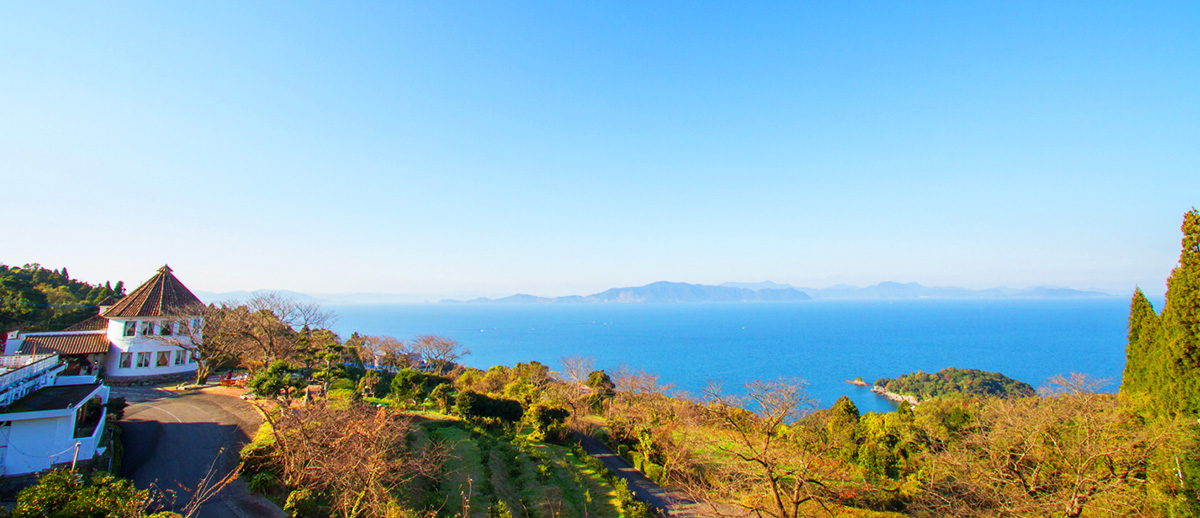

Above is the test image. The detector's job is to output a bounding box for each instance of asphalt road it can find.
[116,387,284,518]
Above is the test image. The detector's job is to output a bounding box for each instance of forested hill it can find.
[0,264,125,333]
[874,367,1036,400]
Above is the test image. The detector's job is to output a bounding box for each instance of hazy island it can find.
[440,280,1112,304]
[441,280,813,304]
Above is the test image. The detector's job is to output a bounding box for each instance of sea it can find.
[327,299,1133,414]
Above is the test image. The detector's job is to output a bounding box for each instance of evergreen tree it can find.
[1119,288,1159,397]
[1122,209,1200,419]
[1160,208,1200,417]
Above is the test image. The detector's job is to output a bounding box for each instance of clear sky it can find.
[2,2,1197,298]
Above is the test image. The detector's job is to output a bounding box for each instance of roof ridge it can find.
[101,266,203,318]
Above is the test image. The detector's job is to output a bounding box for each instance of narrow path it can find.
[574,434,706,517]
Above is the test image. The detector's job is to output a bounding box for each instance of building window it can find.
[191,318,202,332]
[139,322,154,336]
[137,352,151,368]
[174,351,185,365]
[188,353,195,364]
[156,351,170,367]
[119,353,132,368]
[160,321,173,336]
[123,322,137,337]
[178,320,190,335]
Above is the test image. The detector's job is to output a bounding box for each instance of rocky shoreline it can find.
[870,385,919,406]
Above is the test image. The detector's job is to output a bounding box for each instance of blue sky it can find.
[2,2,1197,298]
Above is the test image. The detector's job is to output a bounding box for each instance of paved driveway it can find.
[116,387,284,518]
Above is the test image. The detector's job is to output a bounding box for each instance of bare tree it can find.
[410,335,468,372]
[686,378,835,518]
[362,335,412,368]
[266,402,448,518]
[912,374,1184,518]
[152,304,239,384]
[557,356,595,419]
[224,292,336,368]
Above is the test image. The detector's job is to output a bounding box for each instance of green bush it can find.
[284,488,318,518]
[628,451,643,470]
[643,462,666,486]
[326,388,355,400]
[11,470,148,518]
[247,472,278,494]
[240,434,278,477]
[104,396,128,420]
[456,391,525,423]
[390,369,451,402]
[526,404,570,442]
[329,378,356,391]
[250,361,306,399]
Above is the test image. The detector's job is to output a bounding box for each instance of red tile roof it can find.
[17,333,111,355]
[102,265,203,318]
[65,314,109,331]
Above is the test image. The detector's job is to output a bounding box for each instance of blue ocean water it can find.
[327,299,1131,414]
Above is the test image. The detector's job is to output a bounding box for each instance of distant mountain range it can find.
[445,280,1114,304]
[196,281,1115,306]
[443,281,813,304]
[720,281,1113,300]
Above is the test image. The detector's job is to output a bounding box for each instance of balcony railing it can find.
[0,354,60,407]
[0,355,58,389]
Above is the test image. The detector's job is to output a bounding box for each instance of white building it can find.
[4,266,203,385]
[0,354,110,476]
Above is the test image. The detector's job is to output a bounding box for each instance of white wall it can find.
[0,384,108,476]
[105,317,198,378]
[4,418,68,475]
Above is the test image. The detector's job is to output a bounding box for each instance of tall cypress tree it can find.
[1159,208,1200,417]
[1120,288,1158,397]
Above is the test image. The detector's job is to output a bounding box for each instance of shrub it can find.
[455,391,525,423]
[105,396,128,420]
[526,404,570,442]
[11,470,148,518]
[329,378,356,391]
[643,462,667,486]
[429,383,452,414]
[284,488,318,518]
[247,472,278,494]
[391,369,451,402]
[326,388,355,401]
[250,361,306,399]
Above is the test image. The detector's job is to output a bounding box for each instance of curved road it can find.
[117,387,283,518]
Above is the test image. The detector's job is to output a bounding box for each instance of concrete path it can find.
[575,434,706,517]
[116,386,284,518]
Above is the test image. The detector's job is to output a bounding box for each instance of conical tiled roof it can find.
[102,265,203,318]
